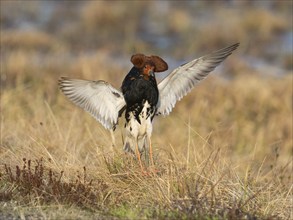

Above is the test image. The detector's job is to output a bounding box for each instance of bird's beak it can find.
[149,70,155,77]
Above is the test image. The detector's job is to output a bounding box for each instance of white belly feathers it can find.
[124,101,153,153]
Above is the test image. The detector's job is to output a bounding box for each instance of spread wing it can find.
[156,43,239,116]
[59,77,126,130]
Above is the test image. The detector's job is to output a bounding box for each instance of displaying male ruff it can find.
[59,43,239,172]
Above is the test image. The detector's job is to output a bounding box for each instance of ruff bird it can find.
[59,43,239,170]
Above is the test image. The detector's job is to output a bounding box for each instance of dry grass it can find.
[1,67,292,219]
[1,1,292,219]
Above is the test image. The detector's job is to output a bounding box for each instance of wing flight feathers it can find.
[59,77,126,130]
[157,43,239,116]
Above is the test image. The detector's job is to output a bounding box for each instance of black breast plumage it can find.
[121,67,158,124]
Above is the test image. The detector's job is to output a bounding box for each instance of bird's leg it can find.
[135,139,144,173]
[143,138,149,166]
[147,136,159,175]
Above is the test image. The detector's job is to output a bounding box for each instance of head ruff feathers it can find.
[131,54,168,72]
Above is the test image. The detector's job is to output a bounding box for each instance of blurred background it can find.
[1,0,292,87]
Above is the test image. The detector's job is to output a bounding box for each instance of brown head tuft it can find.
[149,55,168,72]
[131,54,145,69]
[131,54,168,72]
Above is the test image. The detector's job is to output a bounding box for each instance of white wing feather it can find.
[59,77,126,130]
[157,43,239,116]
